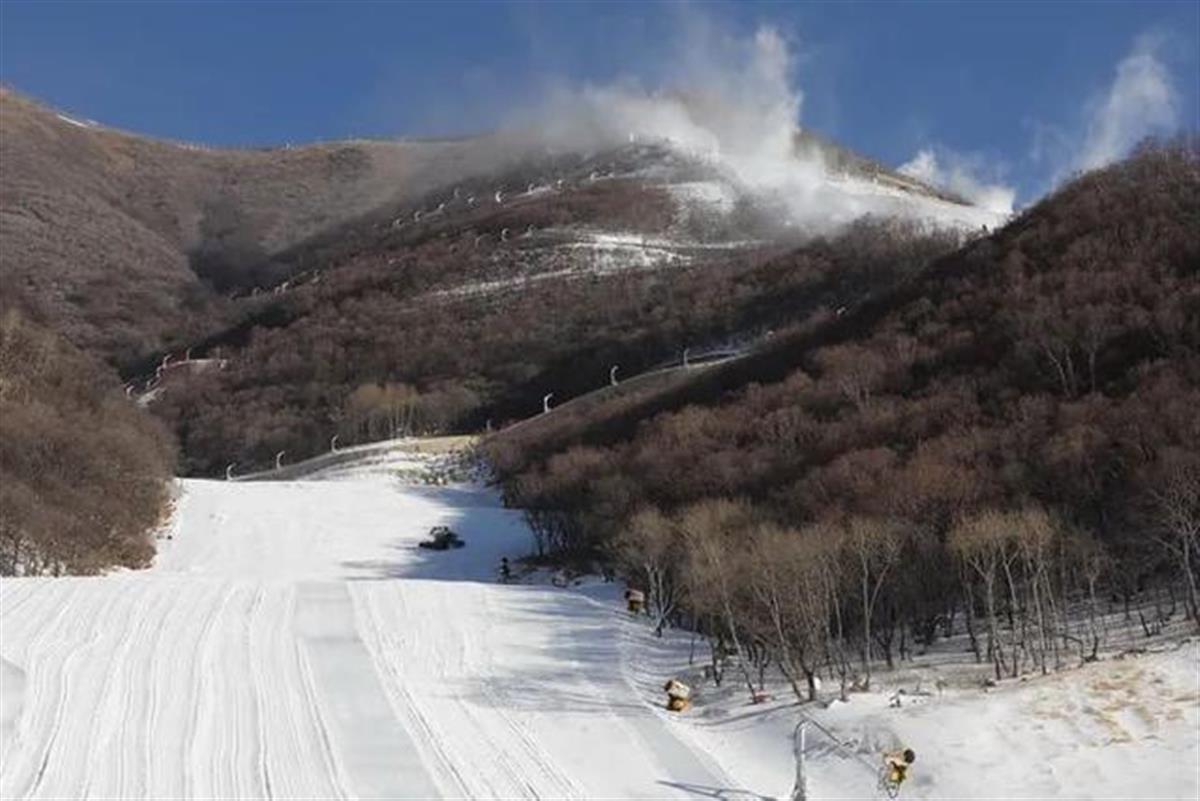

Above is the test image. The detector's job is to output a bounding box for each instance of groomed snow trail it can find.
[0,452,733,799]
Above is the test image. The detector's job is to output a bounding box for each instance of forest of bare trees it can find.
[151,204,964,476]
[486,141,1200,696]
[0,311,177,574]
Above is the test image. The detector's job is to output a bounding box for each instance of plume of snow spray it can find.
[516,18,1001,231]
[899,149,1015,215]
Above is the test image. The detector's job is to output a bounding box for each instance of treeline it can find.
[0,310,176,574]
[486,141,1200,695]
[153,176,965,475]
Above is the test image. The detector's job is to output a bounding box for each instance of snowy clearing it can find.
[620,612,1199,801]
[0,443,1196,799]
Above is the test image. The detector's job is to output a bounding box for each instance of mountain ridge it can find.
[0,87,991,371]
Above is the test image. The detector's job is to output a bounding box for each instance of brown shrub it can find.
[0,310,176,574]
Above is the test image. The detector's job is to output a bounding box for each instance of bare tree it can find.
[680,499,759,701]
[749,523,837,702]
[842,516,903,688]
[613,507,684,635]
[1150,454,1200,625]
[1011,506,1060,673]
[951,510,1012,681]
[814,345,889,412]
[1069,528,1111,660]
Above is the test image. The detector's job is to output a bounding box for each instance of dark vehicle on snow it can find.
[419,526,465,550]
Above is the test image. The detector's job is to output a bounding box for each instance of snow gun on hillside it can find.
[790,718,915,800]
[879,748,915,798]
[663,678,691,712]
[625,588,646,614]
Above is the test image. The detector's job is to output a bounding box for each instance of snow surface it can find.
[0,448,733,799]
[628,621,1200,801]
[666,181,740,215]
[54,113,94,129]
[822,173,1005,231]
[428,232,695,302]
[1,443,1196,799]
[662,171,1006,234]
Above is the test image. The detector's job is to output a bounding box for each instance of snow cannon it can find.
[625,588,645,614]
[664,678,691,712]
[881,748,916,798]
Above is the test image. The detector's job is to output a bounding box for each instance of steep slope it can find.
[2,88,1009,481]
[0,310,176,575]
[0,88,995,375]
[148,179,971,476]
[136,133,989,476]
[0,88,394,364]
[0,88,532,368]
[484,141,1200,616]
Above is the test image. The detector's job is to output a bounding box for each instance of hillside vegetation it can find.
[0,87,470,369]
[486,141,1200,689]
[151,201,965,476]
[0,311,176,574]
[0,89,972,574]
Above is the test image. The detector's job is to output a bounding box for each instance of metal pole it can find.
[791,721,808,801]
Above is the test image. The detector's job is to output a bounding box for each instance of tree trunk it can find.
[861,563,873,688]
[1179,537,1200,625]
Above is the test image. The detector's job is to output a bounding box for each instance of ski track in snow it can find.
[0,448,734,799]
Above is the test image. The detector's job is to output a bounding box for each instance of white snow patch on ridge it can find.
[54,113,94,129]
[667,180,740,214]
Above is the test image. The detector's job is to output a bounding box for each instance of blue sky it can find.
[2,1,1197,205]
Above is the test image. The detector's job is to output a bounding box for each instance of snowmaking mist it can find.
[493,14,1007,234]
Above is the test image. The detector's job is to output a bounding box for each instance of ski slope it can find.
[3,443,1197,800]
[0,450,734,800]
